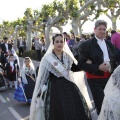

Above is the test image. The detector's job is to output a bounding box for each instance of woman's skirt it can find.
[14,75,35,103]
[7,73,16,81]
[24,75,35,102]
[45,75,92,120]
[14,83,27,102]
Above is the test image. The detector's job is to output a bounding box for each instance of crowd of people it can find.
[16,36,46,61]
[0,37,19,90]
[0,37,36,104]
[0,19,120,120]
[31,37,46,61]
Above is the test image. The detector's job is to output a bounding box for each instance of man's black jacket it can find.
[1,43,12,53]
[78,37,117,76]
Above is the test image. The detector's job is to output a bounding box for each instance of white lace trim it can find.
[98,65,120,120]
[30,51,74,120]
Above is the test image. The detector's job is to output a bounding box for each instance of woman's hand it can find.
[17,77,21,84]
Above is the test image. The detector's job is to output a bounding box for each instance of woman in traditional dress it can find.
[14,57,36,103]
[7,49,20,67]
[30,34,91,120]
[12,48,20,67]
[98,65,120,120]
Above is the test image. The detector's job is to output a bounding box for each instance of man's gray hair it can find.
[95,20,107,28]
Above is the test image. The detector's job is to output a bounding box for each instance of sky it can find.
[0,0,120,34]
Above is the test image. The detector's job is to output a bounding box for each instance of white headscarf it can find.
[7,48,20,68]
[21,57,36,84]
[11,48,20,67]
[45,40,78,65]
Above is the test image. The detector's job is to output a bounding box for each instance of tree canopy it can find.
[0,0,120,49]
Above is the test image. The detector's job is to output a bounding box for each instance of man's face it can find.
[94,25,107,39]
[4,39,7,43]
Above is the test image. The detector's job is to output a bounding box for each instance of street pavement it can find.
[0,57,97,120]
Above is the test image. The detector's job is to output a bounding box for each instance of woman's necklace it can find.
[53,51,63,63]
[57,54,62,61]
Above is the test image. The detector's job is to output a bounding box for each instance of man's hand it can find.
[99,63,109,72]
[86,59,92,64]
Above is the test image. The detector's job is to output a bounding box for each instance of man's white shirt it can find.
[95,36,110,62]
[5,43,8,52]
[95,36,111,72]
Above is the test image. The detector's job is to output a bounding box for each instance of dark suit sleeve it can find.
[0,65,5,71]
[32,74,35,79]
[78,42,99,74]
[1,44,5,52]
[17,64,19,71]
[17,41,19,48]
[1,53,6,63]
[8,44,12,50]
[4,63,9,75]
[71,63,80,72]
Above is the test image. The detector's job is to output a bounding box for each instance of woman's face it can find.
[25,59,30,66]
[53,36,64,51]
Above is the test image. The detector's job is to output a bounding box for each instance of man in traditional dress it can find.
[78,20,116,114]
